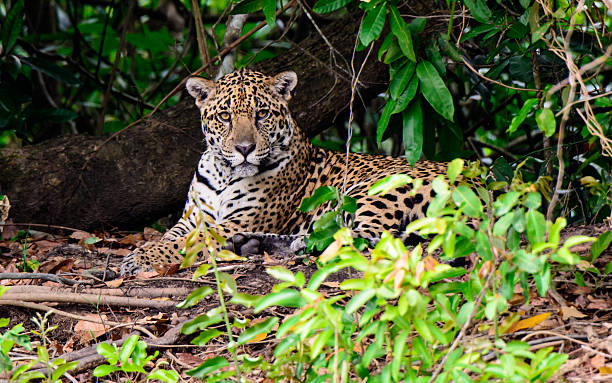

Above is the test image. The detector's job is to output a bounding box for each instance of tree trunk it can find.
[0,11,390,231]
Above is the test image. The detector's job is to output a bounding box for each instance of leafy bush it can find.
[95,334,179,383]
[177,160,607,381]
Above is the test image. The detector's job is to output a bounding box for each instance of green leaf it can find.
[342,195,357,213]
[508,98,538,134]
[402,98,423,166]
[0,0,24,55]
[393,75,419,113]
[346,289,376,314]
[463,0,492,22]
[186,356,229,377]
[452,186,483,218]
[262,0,276,27]
[93,364,120,377]
[368,174,412,196]
[447,158,464,183]
[96,343,118,364]
[299,186,336,212]
[310,328,333,359]
[191,329,223,346]
[83,236,101,245]
[534,263,551,296]
[390,61,415,100]
[237,317,278,345]
[416,60,455,121]
[119,335,139,364]
[266,266,295,283]
[274,333,299,357]
[389,6,415,61]
[535,108,556,137]
[360,4,387,46]
[181,313,223,335]
[391,330,408,380]
[526,209,546,244]
[148,369,179,383]
[604,261,612,274]
[591,231,612,261]
[177,286,213,308]
[376,98,397,144]
[254,289,306,312]
[20,57,80,85]
[51,361,78,382]
[231,0,263,14]
[312,0,352,14]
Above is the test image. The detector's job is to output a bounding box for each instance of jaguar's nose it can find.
[236,143,255,157]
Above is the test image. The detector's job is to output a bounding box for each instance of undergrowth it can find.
[176,159,610,382]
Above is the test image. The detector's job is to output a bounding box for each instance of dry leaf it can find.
[144,227,163,241]
[109,248,132,257]
[134,270,159,279]
[249,332,268,343]
[505,312,552,333]
[561,306,587,320]
[586,296,610,310]
[119,233,144,246]
[153,263,179,276]
[70,230,93,240]
[600,366,612,374]
[568,285,592,295]
[33,240,62,253]
[177,353,205,367]
[74,314,107,343]
[590,354,606,369]
[322,281,340,288]
[39,257,75,274]
[105,278,124,288]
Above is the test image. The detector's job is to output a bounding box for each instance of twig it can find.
[521,330,612,359]
[0,272,88,286]
[462,58,540,92]
[0,222,83,232]
[217,14,248,78]
[546,0,581,221]
[341,18,374,196]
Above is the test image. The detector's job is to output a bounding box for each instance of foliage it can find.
[0,0,283,144]
[94,334,179,383]
[178,161,609,381]
[1,0,610,222]
[0,308,77,383]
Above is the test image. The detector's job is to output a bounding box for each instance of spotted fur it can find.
[120,69,448,275]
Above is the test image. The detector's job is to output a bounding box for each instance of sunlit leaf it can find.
[360,4,387,46]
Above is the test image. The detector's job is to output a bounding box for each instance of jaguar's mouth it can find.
[233,163,259,177]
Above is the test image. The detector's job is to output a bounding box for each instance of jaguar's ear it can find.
[186,76,216,108]
[271,71,297,101]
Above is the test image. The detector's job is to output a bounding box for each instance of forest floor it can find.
[0,223,610,382]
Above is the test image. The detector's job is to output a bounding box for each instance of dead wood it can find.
[5,284,193,298]
[0,291,178,308]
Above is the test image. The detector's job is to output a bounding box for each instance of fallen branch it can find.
[0,291,178,309]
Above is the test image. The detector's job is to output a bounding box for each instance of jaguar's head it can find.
[186,69,298,178]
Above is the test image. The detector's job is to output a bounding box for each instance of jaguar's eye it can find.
[217,112,231,123]
[256,109,270,120]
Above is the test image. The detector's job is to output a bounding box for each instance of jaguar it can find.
[120,69,448,275]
